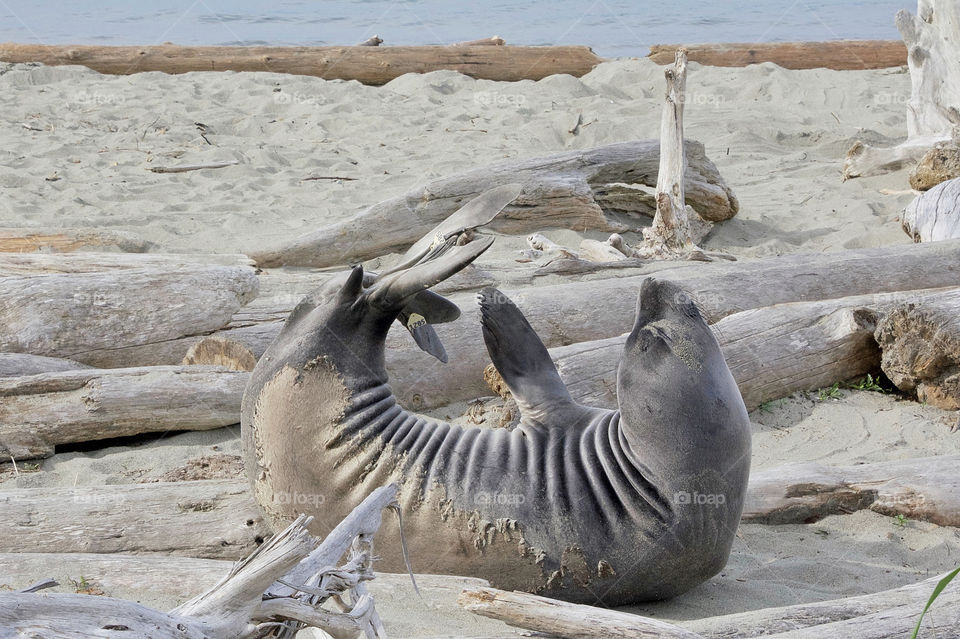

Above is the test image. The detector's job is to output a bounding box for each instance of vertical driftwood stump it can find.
[843,0,960,179]
[641,47,707,257]
[875,288,960,409]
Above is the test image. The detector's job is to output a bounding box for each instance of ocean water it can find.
[0,0,909,58]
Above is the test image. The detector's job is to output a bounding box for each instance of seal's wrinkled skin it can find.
[241,234,751,605]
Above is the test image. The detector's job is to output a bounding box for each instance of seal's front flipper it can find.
[479,288,583,425]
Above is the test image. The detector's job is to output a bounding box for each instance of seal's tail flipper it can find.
[479,288,581,424]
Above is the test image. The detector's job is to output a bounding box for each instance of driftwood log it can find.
[0,263,258,365]
[648,40,906,70]
[875,287,960,409]
[0,365,248,459]
[0,251,254,274]
[0,43,603,84]
[0,353,90,377]
[843,0,960,179]
[0,227,151,253]
[0,480,267,559]
[459,572,960,639]
[0,485,400,638]
[744,455,960,526]
[250,139,739,268]
[901,176,960,241]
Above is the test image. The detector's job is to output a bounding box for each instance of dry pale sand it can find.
[1,58,959,635]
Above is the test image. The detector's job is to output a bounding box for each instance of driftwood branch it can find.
[148,160,240,173]
[0,353,90,377]
[250,139,739,268]
[0,43,604,85]
[0,486,400,639]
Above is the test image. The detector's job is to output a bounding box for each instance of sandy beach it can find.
[1,56,958,635]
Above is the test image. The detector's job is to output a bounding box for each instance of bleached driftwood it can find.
[250,140,740,267]
[744,455,960,526]
[0,251,254,274]
[910,140,960,190]
[0,353,90,377]
[458,587,703,639]
[843,0,960,179]
[0,43,603,85]
[0,264,258,366]
[0,365,248,459]
[875,287,960,409]
[460,573,960,639]
[0,553,491,621]
[0,480,267,559]
[453,36,506,47]
[182,336,257,371]
[0,486,400,639]
[901,176,960,241]
[648,40,907,70]
[640,48,707,257]
[0,227,151,253]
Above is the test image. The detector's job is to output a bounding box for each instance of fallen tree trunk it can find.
[901,176,960,242]
[0,365,248,459]
[876,287,960,409]
[0,353,91,377]
[0,486,400,639]
[0,227,152,253]
[0,43,604,84]
[0,480,268,559]
[744,455,960,526]
[647,40,906,70]
[0,265,258,365]
[250,139,740,268]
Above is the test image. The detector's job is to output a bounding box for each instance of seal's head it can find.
[618,277,751,481]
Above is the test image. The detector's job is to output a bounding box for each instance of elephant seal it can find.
[241,197,751,605]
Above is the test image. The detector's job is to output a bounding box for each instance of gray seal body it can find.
[241,234,751,606]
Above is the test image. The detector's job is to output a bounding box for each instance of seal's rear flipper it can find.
[479,288,581,424]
